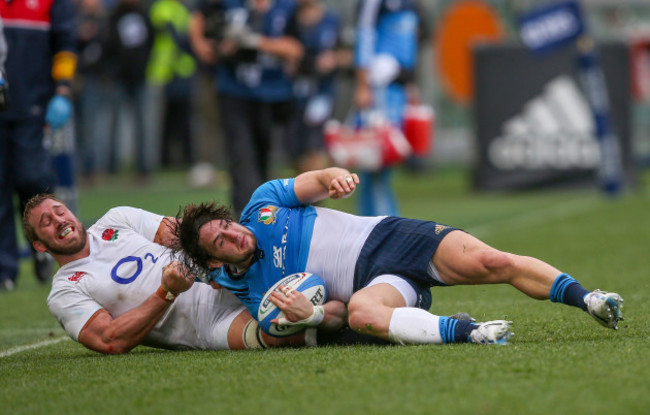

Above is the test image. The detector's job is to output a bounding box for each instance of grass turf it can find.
[1,167,648,415]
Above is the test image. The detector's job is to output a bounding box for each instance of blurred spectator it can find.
[353,0,421,216]
[285,0,340,174]
[189,0,303,217]
[0,17,7,111]
[103,0,155,180]
[74,0,110,181]
[0,0,77,290]
[147,0,197,168]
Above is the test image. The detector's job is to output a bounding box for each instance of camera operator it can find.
[189,0,303,217]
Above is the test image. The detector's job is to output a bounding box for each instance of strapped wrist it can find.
[278,305,325,327]
[156,285,176,303]
[304,305,325,326]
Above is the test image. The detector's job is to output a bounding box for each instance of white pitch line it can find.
[0,336,69,358]
[465,197,596,238]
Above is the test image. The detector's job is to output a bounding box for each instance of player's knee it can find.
[478,249,517,281]
[347,301,387,334]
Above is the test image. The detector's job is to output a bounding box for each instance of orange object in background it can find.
[403,104,435,156]
[436,0,505,105]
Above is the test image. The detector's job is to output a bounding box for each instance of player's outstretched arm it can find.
[293,167,360,205]
[78,262,194,354]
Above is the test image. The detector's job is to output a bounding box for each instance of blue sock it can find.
[549,273,590,311]
[439,316,479,343]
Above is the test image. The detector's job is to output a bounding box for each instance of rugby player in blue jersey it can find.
[176,167,624,345]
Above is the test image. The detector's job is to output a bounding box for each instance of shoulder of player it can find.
[92,206,139,228]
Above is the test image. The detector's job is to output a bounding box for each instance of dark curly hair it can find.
[173,202,234,276]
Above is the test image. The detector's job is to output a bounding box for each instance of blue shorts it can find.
[353,217,458,310]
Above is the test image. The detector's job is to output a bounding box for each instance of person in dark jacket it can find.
[103,0,155,180]
[0,0,77,290]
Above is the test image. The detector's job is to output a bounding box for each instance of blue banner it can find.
[576,42,624,194]
[519,0,584,54]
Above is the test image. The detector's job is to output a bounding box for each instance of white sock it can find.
[388,307,443,345]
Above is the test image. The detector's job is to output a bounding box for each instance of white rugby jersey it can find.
[47,207,246,350]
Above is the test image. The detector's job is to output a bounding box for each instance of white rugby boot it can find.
[469,320,513,345]
[584,290,624,330]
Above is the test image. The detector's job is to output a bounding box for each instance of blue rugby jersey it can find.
[208,178,317,318]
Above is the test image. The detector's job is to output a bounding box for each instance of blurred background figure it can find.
[353,0,421,216]
[147,0,197,170]
[74,0,109,183]
[285,0,341,174]
[0,17,7,111]
[0,0,77,291]
[103,0,154,182]
[189,0,303,217]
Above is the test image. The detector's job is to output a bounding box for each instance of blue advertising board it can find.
[518,1,625,195]
[519,0,585,54]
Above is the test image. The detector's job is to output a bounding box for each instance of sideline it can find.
[0,336,69,358]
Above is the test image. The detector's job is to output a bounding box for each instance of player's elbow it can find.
[81,338,133,355]
[98,330,136,355]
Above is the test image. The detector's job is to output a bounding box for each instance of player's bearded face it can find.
[199,219,256,267]
[30,199,88,255]
[42,223,88,255]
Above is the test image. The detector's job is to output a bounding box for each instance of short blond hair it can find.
[22,194,62,243]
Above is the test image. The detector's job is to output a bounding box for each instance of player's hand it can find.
[161,261,195,295]
[269,285,314,323]
[328,173,359,199]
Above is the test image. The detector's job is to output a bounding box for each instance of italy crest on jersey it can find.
[258,205,279,225]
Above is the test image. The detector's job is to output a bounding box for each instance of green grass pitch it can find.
[1,168,649,415]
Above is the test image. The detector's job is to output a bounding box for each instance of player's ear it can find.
[33,241,47,253]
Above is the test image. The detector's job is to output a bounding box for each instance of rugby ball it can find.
[258,272,327,337]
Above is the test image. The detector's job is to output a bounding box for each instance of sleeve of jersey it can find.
[47,281,103,341]
[211,269,261,318]
[97,207,164,241]
[241,179,301,216]
[354,0,381,68]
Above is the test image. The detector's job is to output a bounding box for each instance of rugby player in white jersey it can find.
[177,167,625,346]
[22,194,350,355]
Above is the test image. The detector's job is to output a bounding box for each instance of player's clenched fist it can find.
[329,173,359,199]
[161,260,195,296]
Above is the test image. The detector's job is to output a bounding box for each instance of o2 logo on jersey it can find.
[111,253,158,284]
